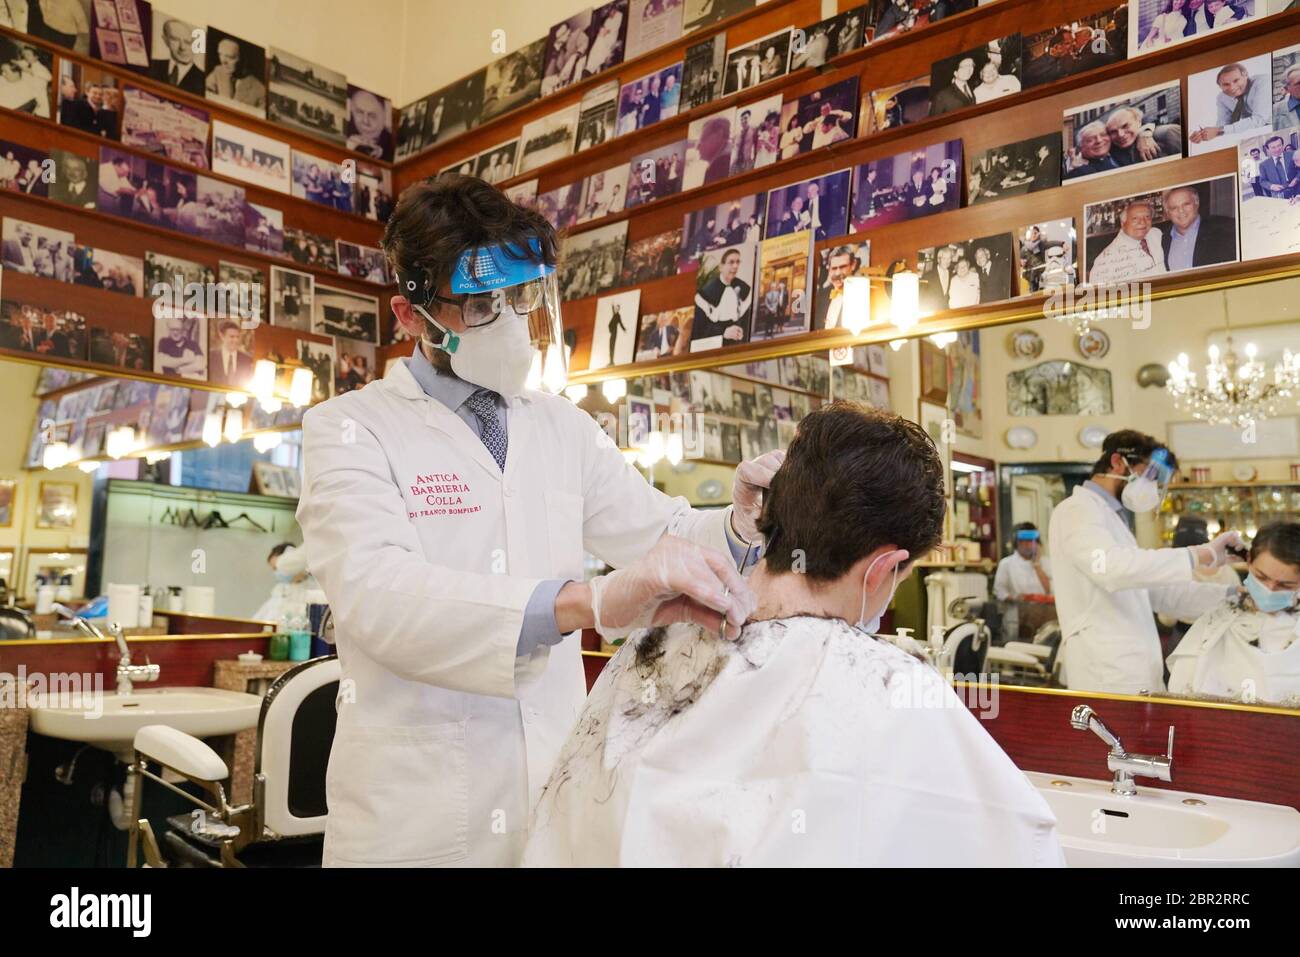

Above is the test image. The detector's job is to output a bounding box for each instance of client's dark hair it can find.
[758,401,945,582]
[1090,428,1180,476]
[1250,522,1300,569]
[381,174,557,296]
[267,542,295,562]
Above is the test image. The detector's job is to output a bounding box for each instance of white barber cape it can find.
[522,617,1064,867]
[1049,485,1229,695]
[1167,601,1300,706]
[297,359,731,867]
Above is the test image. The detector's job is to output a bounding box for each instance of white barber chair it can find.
[127,655,339,867]
[984,621,1062,686]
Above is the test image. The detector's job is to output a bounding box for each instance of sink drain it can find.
[1050,780,1073,787]
[1181,798,1207,807]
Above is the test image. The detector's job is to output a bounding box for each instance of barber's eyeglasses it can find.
[431,280,547,327]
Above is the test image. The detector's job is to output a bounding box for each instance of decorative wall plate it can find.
[1079,425,1108,449]
[1076,328,1110,360]
[1010,329,1043,360]
[1006,426,1039,449]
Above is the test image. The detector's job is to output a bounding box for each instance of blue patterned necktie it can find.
[464,388,507,471]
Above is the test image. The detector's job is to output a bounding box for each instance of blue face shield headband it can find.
[1016,530,1040,542]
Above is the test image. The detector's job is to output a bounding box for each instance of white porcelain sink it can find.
[1028,771,1300,867]
[29,686,262,758]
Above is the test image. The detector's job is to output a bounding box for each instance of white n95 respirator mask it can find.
[444,308,535,398]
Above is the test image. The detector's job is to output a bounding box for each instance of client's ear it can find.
[863,548,910,591]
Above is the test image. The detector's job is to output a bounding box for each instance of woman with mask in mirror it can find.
[523,402,1063,867]
[1049,430,1245,696]
[1167,522,1300,706]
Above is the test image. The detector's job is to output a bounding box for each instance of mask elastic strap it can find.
[858,552,901,628]
[413,303,460,354]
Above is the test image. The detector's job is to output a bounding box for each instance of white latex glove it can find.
[730,449,786,544]
[588,535,758,641]
[1195,530,1246,568]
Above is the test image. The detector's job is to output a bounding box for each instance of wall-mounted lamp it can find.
[105,426,137,460]
[42,441,72,470]
[602,378,627,403]
[564,383,589,402]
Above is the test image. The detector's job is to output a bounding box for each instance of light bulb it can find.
[288,367,314,407]
[78,460,101,474]
[222,408,244,443]
[251,359,277,398]
[105,426,137,460]
[258,396,283,414]
[202,412,223,447]
[888,338,906,352]
[929,331,958,348]
[890,271,920,332]
[842,276,872,335]
[43,442,71,470]
[253,432,283,453]
[224,392,248,408]
[1208,344,1220,362]
[564,383,588,402]
[601,378,627,402]
[665,433,684,466]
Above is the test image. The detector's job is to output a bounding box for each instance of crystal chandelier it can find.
[1166,296,1300,428]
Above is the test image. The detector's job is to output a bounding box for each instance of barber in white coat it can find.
[1048,430,1243,695]
[297,176,776,867]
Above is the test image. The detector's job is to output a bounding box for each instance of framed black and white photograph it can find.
[1062,81,1183,182]
[542,9,593,96]
[313,284,379,343]
[616,63,683,134]
[1083,174,1240,283]
[868,76,930,131]
[577,164,629,222]
[684,0,753,31]
[776,77,859,159]
[1016,219,1077,293]
[679,193,765,269]
[505,179,539,209]
[212,119,291,193]
[916,232,1017,311]
[626,0,685,59]
[243,202,283,255]
[284,227,338,270]
[144,250,212,290]
[204,27,267,118]
[297,337,335,403]
[575,82,618,150]
[850,139,961,231]
[967,133,1061,205]
[518,104,580,175]
[557,220,628,302]
[729,93,782,173]
[74,245,142,295]
[433,70,487,144]
[396,95,435,160]
[334,338,377,395]
[346,85,393,161]
[336,240,389,283]
[1021,9,1126,88]
[1186,54,1272,156]
[723,27,791,95]
[471,141,518,186]
[1274,42,1300,131]
[178,176,245,247]
[812,241,871,331]
[149,13,204,95]
[153,313,208,381]
[681,34,726,111]
[2,217,75,281]
[481,38,546,123]
[683,108,736,191]
[0,36,53,117]
[930,34,1023,116]
[791,5,867,70]
[585,0,629,77]
[47,149,97,208]
[121,85,209,167]
[1238,130,1300,261]
[626,140,686,208]
[270,265,314,331]
[354,160,393,223]
[56,60,122,138]
[587,288,641,371]
[267,47,348,144]
[218,260,266,324]
[691,240,757,351]
[95,147,191,226]
[207,318,256,389]
[1130,0,1259,57]
[292,150,353,212]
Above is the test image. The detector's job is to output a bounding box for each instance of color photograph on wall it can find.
[1062,81,1183,182]
[850,139,961,231]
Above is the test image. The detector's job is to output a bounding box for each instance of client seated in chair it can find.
[523,402,1063,867]
[1167,522,1300,707]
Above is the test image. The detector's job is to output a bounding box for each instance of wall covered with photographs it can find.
[391,0,1300,407]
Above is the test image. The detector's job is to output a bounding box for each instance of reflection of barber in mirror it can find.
[994,523,1052,601]
[253,542,317,623]
[1168,523,1300,706]
[1048,429,1244,695]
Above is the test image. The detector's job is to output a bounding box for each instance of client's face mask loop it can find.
[857,551,902,635]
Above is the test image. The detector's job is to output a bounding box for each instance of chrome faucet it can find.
[53,604,160,695]
[1070,705,1174,797]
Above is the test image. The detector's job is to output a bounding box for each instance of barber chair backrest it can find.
[256,655,339,838]
[0,607,35,640]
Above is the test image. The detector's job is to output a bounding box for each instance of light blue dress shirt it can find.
[1166,215,1200,273]
[1213,76,1270,134]
[406,346,756,657]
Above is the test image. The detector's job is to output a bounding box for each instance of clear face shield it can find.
[1126,447,1175,500]
[396,238,568,393]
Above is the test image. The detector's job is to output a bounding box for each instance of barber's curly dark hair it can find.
[380,174,558,294]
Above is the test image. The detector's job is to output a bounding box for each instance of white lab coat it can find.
[252,577,317,623]
[993,553,1052,600]
[523,618,1064,867]
[1048,485,1229,695]
[1167,602,1300,706]
[297,359,732,867]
